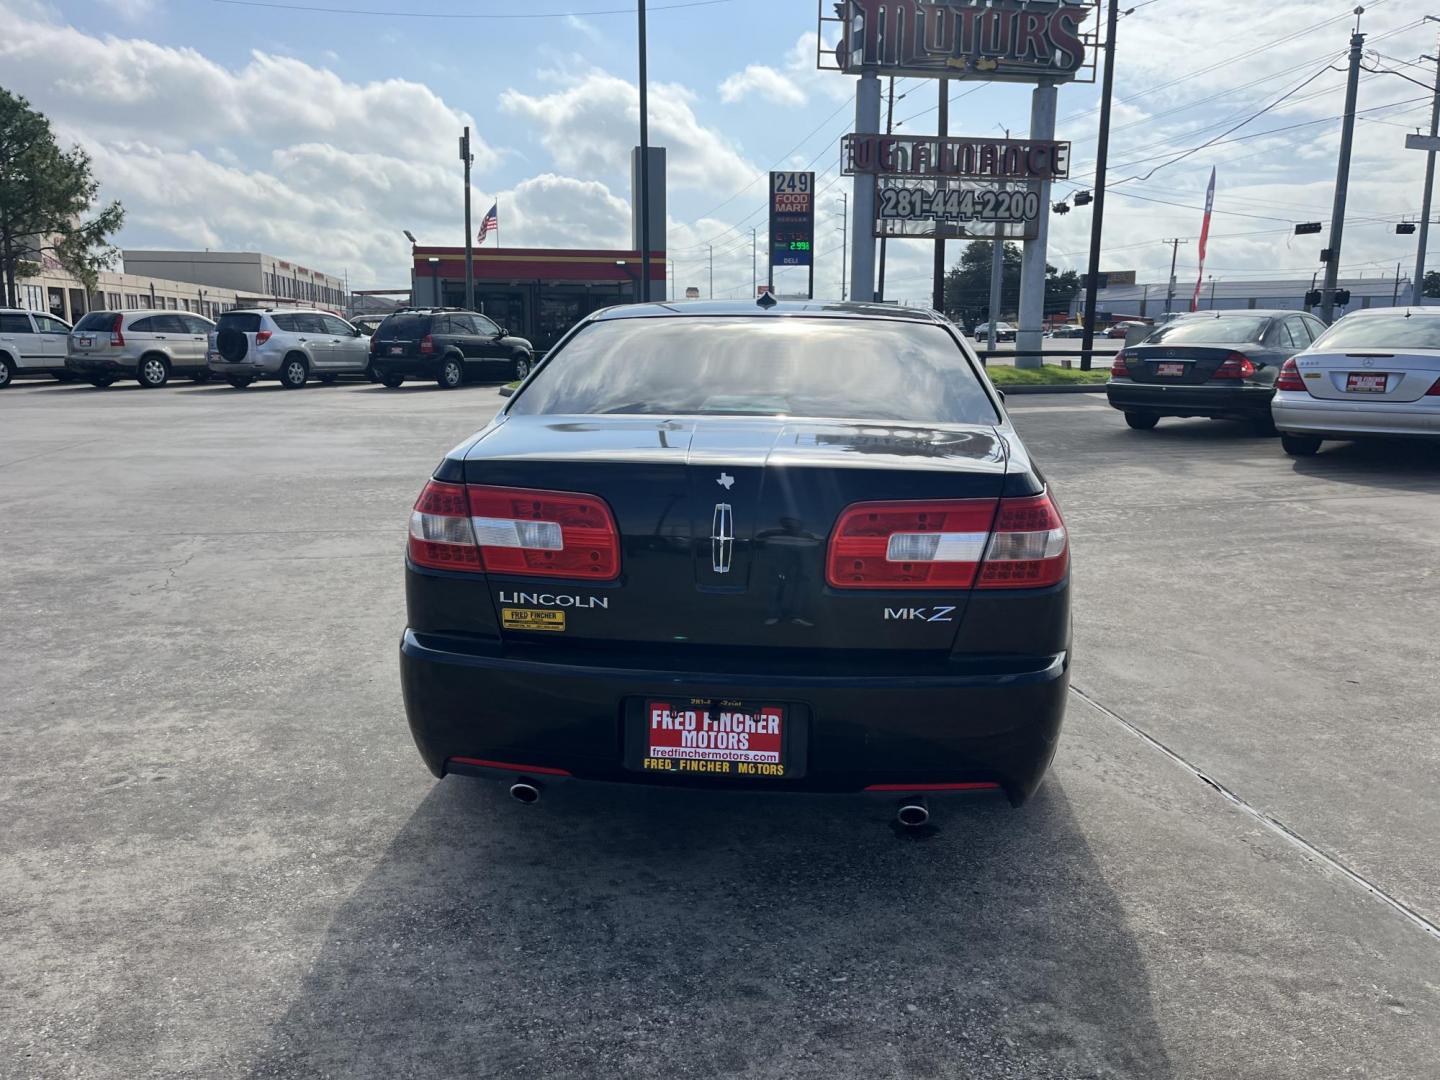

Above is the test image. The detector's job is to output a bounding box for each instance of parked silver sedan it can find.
[1272,308,1440,456]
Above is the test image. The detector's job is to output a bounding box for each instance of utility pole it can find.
[1080,0,1121,369]
[1394,262,1402,305]
[1412,26,1439,306]
[932,79,949,313]
[1322,20,1366,323]
[839,192,849,301]
[1209,275,1217,308]
[877,76,896,302]
[637,0,652,303]
[460,127,474,311]
[1162,238,1188,313]
[752,228,757,296]
[987,228,1004,350]
[707,244,714,299]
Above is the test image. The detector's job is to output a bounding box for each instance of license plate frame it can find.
[1346,372,1388,394]
[78,336,94,348]
[626,697,807,780]
[389,345,403,356]
[1155,361,1186,377]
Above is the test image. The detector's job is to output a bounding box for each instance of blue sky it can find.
[1,0,1433,302]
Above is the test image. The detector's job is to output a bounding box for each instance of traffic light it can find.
[1294,222,1323,235]
[1304,290,1322,307]
[1396,222,1417,235]
[1074,191,1093,206]
[1052,201,1070,214]
[1334,289,1351,307]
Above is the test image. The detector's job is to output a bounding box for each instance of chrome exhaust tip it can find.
[896,800,930,828]
[508,781,541,804]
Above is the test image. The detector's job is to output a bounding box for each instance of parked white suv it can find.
[67,309,215,388]
[210,309,370,389]
[0,308,74,387]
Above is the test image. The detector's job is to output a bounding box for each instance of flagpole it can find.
[495,199,500,249]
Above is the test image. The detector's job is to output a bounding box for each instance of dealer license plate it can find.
[639,698,787,778]
[1346,373,1387,393]
[389,345,403,355]
[78,336,94,348]
[1156,361,1186,377]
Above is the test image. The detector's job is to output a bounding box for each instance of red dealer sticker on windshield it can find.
[645,699,784,771]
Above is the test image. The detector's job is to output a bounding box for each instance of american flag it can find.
[477,202,498,244]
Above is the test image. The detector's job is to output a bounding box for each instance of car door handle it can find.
[155,335,167,339]
[298,337,307,342]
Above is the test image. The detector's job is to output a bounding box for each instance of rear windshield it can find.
[74,312,116,331]
[375,314,429,339]
[508,316,999,425]
[1144,316,1269,344]
[1311,314,1440,351]
[217,312,262,333]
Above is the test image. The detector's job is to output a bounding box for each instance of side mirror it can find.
[499,327,509,338]
[996,388,1006,403]
[353,326,363,337]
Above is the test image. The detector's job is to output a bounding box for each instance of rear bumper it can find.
[399,629,1068,804]
[210,355,282,376]
[66,354,137,375]
[1272,394,1440,439]
[371,356,438,376]
[1107,380,1273,418]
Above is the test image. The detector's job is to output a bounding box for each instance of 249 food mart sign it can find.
[826,0,1098,83]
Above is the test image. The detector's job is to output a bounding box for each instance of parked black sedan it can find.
[399,299,1071,820]
[1107,309,1328,430]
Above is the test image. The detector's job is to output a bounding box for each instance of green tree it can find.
[0,89,124,308]
[1425,270,1440,299]
[941,240,1081,324]
[1045,267,1081,318]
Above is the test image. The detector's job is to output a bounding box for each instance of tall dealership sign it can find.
[768,171,816,297]
[827,0,1097,84]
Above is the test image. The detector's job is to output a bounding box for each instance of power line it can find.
[200,0,733,17]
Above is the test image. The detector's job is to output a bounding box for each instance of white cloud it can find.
[96,0,157,19]
[500,71,760,195]
[718,65,808,107]
[499,174,633,249]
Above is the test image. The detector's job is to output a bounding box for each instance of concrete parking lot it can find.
[2,379,1438,1079]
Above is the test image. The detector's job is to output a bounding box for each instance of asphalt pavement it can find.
[1,378,1437,1079]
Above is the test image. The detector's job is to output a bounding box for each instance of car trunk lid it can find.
[461,415,1010,654]
[1294,349,1440,403]
[1123,344,1247,384]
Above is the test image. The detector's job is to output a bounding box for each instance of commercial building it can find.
[122,251,346,310]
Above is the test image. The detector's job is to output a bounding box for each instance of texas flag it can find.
[477,202,498,244]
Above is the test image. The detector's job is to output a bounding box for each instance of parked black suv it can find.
[370,309,534,389]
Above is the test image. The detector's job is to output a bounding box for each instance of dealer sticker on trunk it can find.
[501,608,565,632]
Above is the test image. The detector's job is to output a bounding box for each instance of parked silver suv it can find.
[0,308,73,387]
[210,309,370,389]
[67,310,215,388]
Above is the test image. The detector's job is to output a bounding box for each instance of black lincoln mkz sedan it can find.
[399,299,1071,821]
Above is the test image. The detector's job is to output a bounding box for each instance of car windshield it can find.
[508,316,999,425]
[1311,314,1440,351]
[73,312,116,331]
[216,312,262,332]
[1144,316,1268,344]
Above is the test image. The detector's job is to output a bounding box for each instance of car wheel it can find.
[318,374,337,385]
[227,375,254,389]
[437,357,463,389]
[191,370,213,384]
[0,355,13,388]
[513,354,532,381]
[1281,434,1322,457]
[1124,412,1160,430]
[380,372,405,388]
[137,354,169,388]
[88,375,116,388]
[278,355,308,389]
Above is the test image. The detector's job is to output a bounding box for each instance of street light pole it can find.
[461,127,474,311]
[932,79,949,313]
[1412,25,1439,306]
[1321,22,1366,323]
[1080,0,1121,370]
[839,192,849,301]
[1162,238,1187,313]
[637,0,652,303]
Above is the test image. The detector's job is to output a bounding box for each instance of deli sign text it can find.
[832,0,1095,83]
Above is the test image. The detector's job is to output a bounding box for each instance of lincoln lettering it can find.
[495,592,608,609]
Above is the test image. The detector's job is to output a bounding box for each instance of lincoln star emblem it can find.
[711,503,734,574]
[717,472,735,490]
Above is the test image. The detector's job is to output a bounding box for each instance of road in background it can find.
[1,382,1436,1078]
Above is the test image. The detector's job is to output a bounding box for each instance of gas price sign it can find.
[769,171,815,269]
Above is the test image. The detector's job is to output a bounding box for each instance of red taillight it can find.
[826,499,998,588]
[255,330,272,346]
[109,314,124,347]
[420,334,435,355]
[1110,350,1129,378]
[1213,352,1256,379]
[1275,357,1307,392]
[976,493,1068,589]
[467,485,620,580]
[408,480,482,571]
[1426,377,1440,397]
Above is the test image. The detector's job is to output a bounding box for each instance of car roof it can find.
[590,299,945,324]
[1176,309,1300,318]
[1333,306,1440,317]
